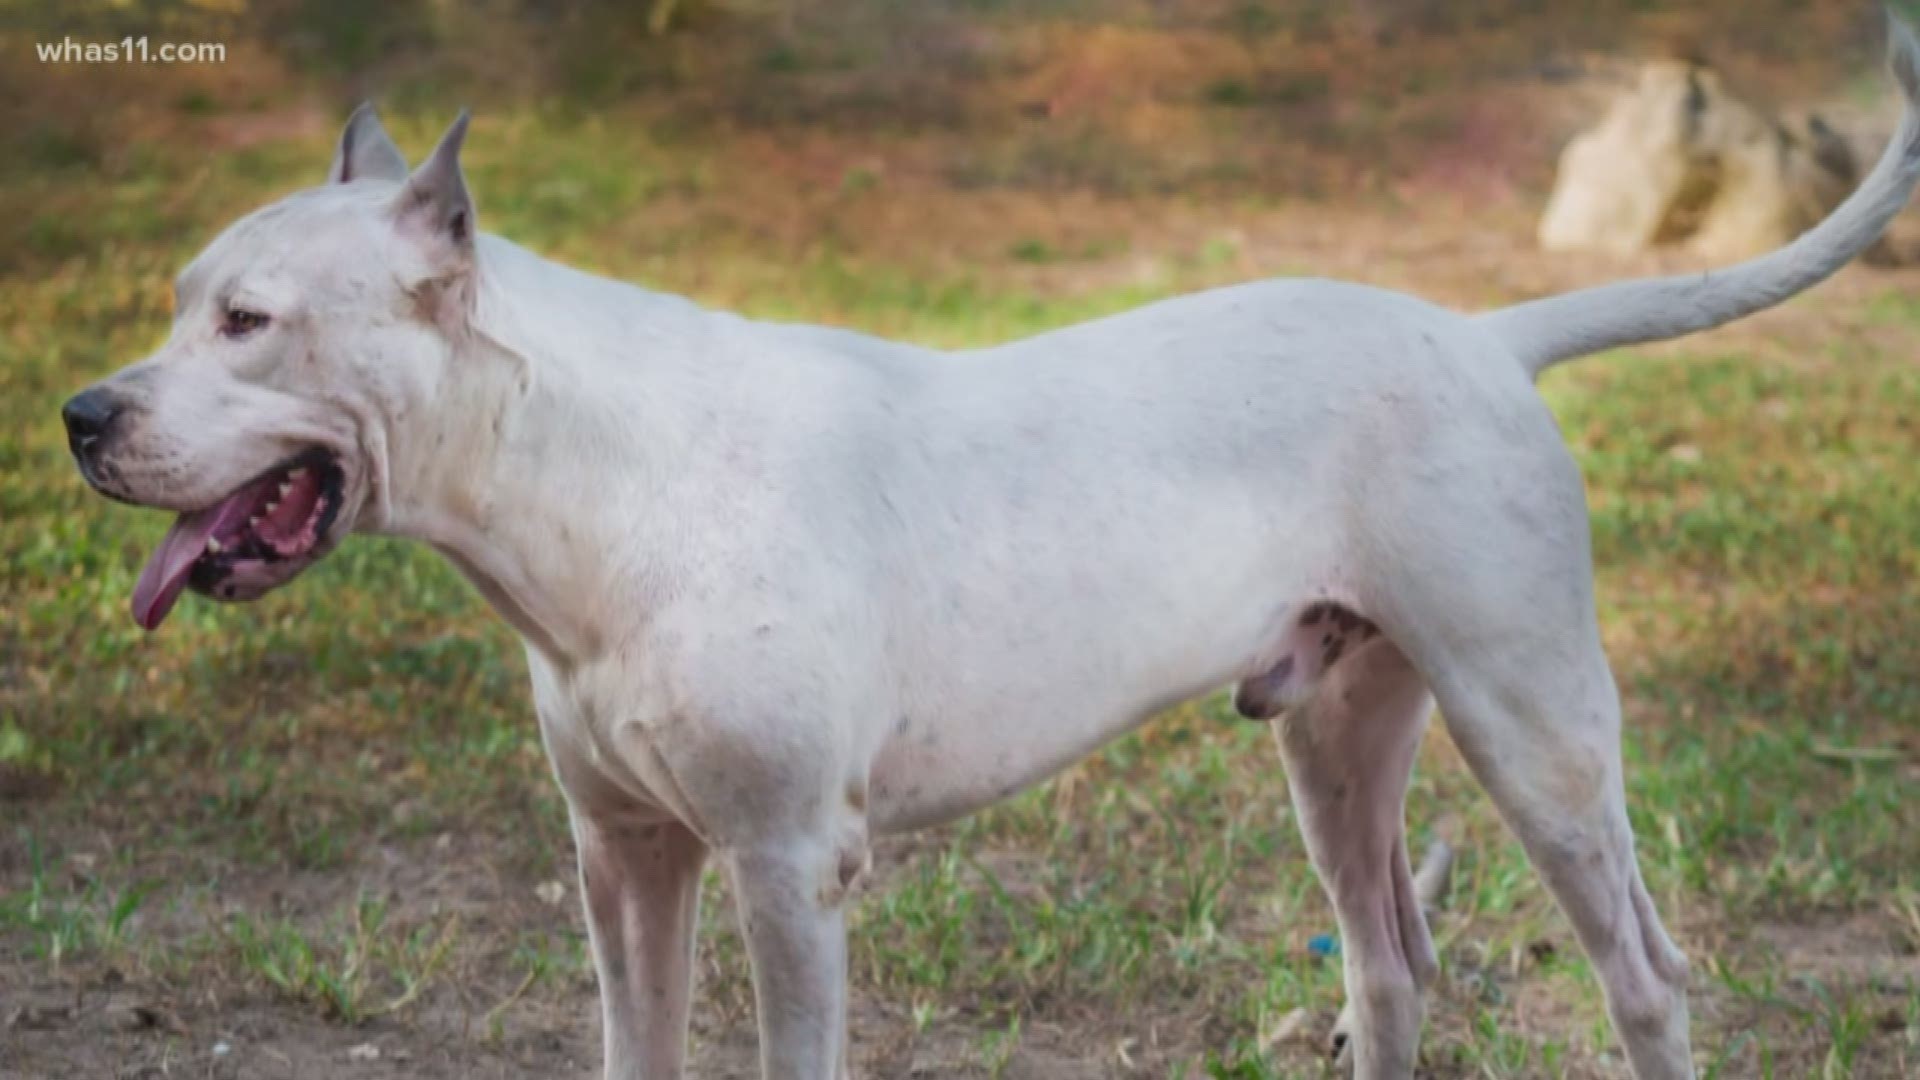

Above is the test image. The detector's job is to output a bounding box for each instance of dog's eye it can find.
[222,309,268,337]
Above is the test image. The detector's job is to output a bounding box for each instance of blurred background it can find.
[2,2,1917,1077]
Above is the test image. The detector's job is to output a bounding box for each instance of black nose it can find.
[62,388,123,459]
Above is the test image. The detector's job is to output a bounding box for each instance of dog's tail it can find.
[1476,10,1920,379]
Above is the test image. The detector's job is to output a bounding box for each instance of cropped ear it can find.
[328,102,408,184]
[393,111,474,264]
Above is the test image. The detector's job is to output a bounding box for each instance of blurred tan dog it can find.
[63,15,1920,1080]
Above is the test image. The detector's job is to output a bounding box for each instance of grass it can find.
[3,3,1919,1077]
[222,894,461,1024]
[1,835,157,968]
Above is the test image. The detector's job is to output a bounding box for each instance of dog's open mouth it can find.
[130,449,347,630]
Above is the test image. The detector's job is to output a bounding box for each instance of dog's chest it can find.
[527,653,691,826]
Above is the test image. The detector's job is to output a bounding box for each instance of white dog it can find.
[64,16,1920,1079]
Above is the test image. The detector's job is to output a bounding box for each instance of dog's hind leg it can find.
[1327,840,1453,1068]
[573,815,708,1080]
[1271,635,1438,1079]
[1421,642,1693,1079]
[1378,438,1695,1079]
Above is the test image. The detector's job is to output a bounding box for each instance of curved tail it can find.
[1478,11,1920,378]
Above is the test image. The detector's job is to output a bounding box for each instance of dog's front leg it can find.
[726,837,861,1080]
[573,813,708,1080]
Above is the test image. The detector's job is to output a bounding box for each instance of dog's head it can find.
[63,106,480,629]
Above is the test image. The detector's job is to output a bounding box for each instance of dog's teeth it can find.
[249,514,263,528]
[288,467,307,480]
[278,480,293,497]
[205,538,223,554]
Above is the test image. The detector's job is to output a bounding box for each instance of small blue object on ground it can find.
[1308,933,1340,958]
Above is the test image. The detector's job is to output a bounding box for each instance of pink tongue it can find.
[130,483,267,631]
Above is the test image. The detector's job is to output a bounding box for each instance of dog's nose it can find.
[62,388,123,459]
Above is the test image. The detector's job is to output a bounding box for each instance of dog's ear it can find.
[394,111,475,264]
[328,103,408,185]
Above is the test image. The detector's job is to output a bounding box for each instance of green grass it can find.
[222,894,461,1024]
[3,39,1919,1080]
[0,834,157,968]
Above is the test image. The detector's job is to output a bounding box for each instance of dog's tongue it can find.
[130,485,262,631]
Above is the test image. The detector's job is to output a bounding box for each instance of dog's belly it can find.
[863,596,1281,833]
[863,691,1199,833]
[858,454,1341,830]
[863,591,1391,833]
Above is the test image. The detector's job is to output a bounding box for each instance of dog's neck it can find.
[377,235,715,667]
